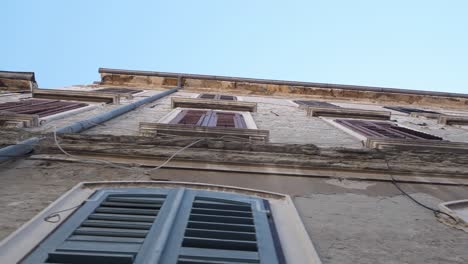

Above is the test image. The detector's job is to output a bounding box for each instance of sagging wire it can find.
[53,127,211,175]
[379,150,458,224]
[44,129,206,224]
[44,202,85,223]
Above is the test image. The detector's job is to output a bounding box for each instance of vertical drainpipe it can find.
[0,87,179,162]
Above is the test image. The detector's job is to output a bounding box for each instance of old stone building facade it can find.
[0,68,467,263]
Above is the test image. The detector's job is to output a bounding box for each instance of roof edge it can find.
[99,67,468,99]
[0,70,36,82]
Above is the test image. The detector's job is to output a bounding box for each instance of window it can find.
[20,187,284,264]
[198,94,237,101]
[335,119,442,140]
[0,99,88,117]
[170,109,247,129]
[383,106,439,115]
[96,87,142,94]
[294,100,338,108]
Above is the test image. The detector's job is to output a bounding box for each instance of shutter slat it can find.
[188,221,256,233]
[95,207,159,215]
[88,213,155,222]
[106,196,165,204]
[183,237,258,252]
[57,240,141,254]
[67,235,145,244]
[190,214,254,225]
[191,207,253,217]
[81,220,152,230]
[101,201,163,209]
[179,248,260,263]
[193,201,251,211]
[74,227,149,238]
[46,251,134,264]
[185,228,257,241]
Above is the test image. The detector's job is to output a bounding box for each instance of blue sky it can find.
[3,1,468,93]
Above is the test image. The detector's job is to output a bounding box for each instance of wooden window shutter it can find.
[170,110,209,126]
[158,189,284,263]
[383,106,440,115]
[23,188,284,264]
[218,95,237,101]
[336,119,442,140]
[198,94,217,99]
[97,88,142,94]
[294,100,338,108]
[198,94,237,101]
[0,99,88,117]
[21,188,177,264]
[208,112,247,128]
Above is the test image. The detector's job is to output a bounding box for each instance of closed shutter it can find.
[0,99,88,117]
[170,110,209,126]
[23,188,284,264]
[171,110,247,128]
[294,100,338,108]
[198,94,237,101]
[208,112,247,128]
[97,88,142,94]
[383,106,439,115]
[198,94,217,99]
[218,95,236,101]
[159,189,283,264]
[336,119,442,140]
[21,188,175,264]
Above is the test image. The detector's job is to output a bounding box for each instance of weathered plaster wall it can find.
[241,96,363,147]
[0,161,466,263]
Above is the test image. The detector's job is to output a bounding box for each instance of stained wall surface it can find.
[0,161,466,264]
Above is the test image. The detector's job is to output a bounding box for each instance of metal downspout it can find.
[0,87,179,162]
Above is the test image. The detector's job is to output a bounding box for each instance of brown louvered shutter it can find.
[198,94,237,100]
[97,87,142,94]
[383,106,440,115]
[336,119,442,140]
[198,94,217,99]
[294,100,338,108]
[207,112,247,128]
[218,95,236,101]
[0,99,88,117]
[170,110,208,126]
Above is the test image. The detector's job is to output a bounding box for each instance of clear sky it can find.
[3,1,468,93]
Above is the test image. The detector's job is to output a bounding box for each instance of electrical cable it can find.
[379,151,459,223]
[43,202,85,223]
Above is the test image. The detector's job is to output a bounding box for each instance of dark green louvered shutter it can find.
[21,188,179,264]
[159,189,282,264]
